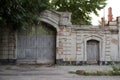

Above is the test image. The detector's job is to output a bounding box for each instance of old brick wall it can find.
[56,24,119,65]
[0,28,16,64]
[56,26,77,65]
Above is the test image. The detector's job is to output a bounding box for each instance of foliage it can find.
[76,70,85,74]
[112,65,120,75]
[0,0,49,30]
[69,67,120,76]
[68,71,76,74]
[50,0,106,25]
[0,0,107,30]
[112,65,120,71]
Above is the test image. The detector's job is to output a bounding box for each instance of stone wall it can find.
[56,26,77,65]
[0,28,16,64]
[56,24,120,65]
[0,10,119,65]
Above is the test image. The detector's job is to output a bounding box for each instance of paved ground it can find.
[0,65,120,80]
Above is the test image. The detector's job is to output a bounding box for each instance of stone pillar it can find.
[56,12,73,65]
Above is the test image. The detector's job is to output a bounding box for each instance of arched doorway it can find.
[17,22,56,64]
[87,40,99,64]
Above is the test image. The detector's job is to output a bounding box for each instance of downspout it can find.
[118,17,120,60]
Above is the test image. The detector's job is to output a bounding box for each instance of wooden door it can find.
[87,40,99,64]
[17,22,56,64]
[36,23,56,64]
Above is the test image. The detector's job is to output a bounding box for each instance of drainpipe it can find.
[118,17,120,60]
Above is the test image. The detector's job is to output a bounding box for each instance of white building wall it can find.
[76,31,84,61]
[118,17,120,61]
[40,10,120,65]
[110,33,119,61]
[104,33,111,61]
[57,25,120,64]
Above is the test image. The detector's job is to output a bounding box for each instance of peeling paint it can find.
[111,39,118,44]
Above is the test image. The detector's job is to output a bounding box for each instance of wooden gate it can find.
[87,40,99,64]
[17,22,56,64]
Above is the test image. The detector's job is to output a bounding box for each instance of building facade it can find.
[0,9,120,65]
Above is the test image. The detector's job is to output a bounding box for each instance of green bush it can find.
[69,65,120,76]
[112,65,120,72]
[112,65,120,75]
[97,71,105,76]
[83,71,97,76]
[76,70,85,75]
[68,71,76,74]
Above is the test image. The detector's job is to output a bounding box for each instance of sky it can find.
[91,0,120,25]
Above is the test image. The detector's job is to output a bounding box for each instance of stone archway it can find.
[16,10,72,64]
[40,10,61,32]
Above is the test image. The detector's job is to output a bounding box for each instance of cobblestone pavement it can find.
[0,75,120,80]
[0,65,119,80]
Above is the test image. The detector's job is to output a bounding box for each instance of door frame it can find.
[86,40,99,64]
[84,35,103,64]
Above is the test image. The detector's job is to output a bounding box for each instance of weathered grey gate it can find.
[17,22,56,64]
[87,40,99,64]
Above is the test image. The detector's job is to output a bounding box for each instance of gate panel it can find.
[17,22,56,64]
[17,26,37,63]
[36,23,56,64]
